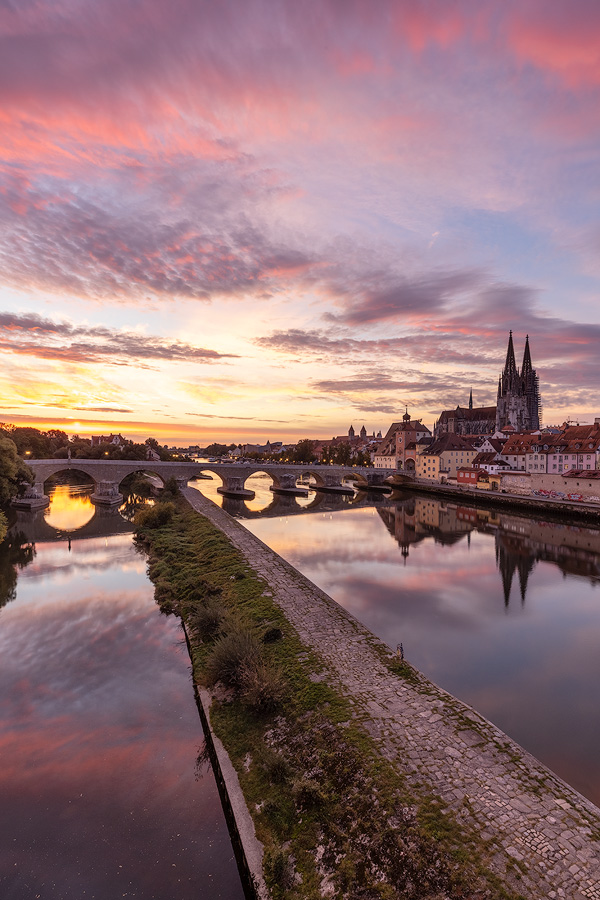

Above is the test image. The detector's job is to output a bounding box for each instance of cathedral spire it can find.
[468,388,473,410]
[504,330,518,378]
[521,334,532,376]
[518,555,536,605]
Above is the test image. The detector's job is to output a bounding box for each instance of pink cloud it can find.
[508,2,600,86]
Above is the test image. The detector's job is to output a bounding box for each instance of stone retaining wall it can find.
[183,487,600,900]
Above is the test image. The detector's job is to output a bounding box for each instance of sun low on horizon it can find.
[1,0,600,445]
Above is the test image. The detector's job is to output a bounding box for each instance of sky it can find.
[1,0,600,445]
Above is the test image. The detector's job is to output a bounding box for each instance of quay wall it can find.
[182,487,600,900]
[397,478,600,523]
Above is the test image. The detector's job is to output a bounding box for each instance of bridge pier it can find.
[270,473,308,497]
[217,476,255,500]
[90,481,123,506]
[314,473,355,495]
[11,482,50,510]
[351,471,393,492]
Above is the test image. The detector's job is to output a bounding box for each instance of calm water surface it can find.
[192,476,600,809]
[0,485,245,900]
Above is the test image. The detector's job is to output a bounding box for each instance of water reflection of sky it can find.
[242,501,600,809]
[0,529,243,899]
[44,483,95,531]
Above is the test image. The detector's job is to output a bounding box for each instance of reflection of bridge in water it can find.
[217,487,404,518]
[9,503,134,545]
[11,481,403,544]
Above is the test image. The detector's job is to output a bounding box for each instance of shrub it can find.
[188,598,226,641]
[154,579,176,614]
[262,626,283,644]
[263,848,294,890]
[162,476,180,496]
[265,753,292,786]
[206,628,262,688]
[239,660,286,713]
[292,777,327,810]
[128,476,154,499]
[134,502,176,530]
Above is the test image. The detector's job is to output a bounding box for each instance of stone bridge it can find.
[20,459,401,507]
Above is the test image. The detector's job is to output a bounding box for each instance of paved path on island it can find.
[183,487,600,900]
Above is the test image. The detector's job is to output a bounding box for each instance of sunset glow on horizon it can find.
[2,1,600,444]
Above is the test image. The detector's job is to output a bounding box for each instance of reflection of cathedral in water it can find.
[377,497,600,606]
[495,537,536,607]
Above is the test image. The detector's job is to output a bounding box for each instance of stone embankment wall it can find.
[405,479,600,523]
[182,487,600,900]
[499,471,600,502]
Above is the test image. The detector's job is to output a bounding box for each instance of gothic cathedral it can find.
[496,332,542,432]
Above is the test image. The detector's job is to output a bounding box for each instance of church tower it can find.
[348,424,355,438]
[496,333,541,432]
[520,335,541,431]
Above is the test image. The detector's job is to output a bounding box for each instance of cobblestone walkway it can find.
[184,488,600,899]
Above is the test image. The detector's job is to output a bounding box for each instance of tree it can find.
[333,441,353,466]
[354,449,372,467]
[0,435,34,506]
[145,437,173,461]
[202,442,235,458]
[0,530,35,609]
[120,443,147,460]
[0,426,70,459]
[291,439,316,464]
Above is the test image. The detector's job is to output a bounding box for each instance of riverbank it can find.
[137,489,600,900]
[395,479,600,524]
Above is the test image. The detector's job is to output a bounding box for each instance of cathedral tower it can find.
[496,332,541,432]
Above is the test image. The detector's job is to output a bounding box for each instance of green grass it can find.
[135,499,528,900]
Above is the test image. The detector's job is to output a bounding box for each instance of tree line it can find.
[202,439,372,466]
[0,425,175,462]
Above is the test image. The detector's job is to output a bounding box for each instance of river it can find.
[191,472,600,809]
[0,485,245,900]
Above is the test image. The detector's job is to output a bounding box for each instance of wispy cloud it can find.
[0,312,234,365]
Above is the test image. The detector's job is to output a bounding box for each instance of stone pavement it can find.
[183,487,600,899]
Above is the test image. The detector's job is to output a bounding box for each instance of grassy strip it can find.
[135,498,527,900]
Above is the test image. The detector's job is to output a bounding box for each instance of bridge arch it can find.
[297,469,324,488]
[189,467,225,500]
[243,469,279,500]
[117,469,167,493]
[40,463,99,488]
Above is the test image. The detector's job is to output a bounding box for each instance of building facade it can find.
[434,402,496,438]
[373,412,431,470]
[417,433,478,479]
